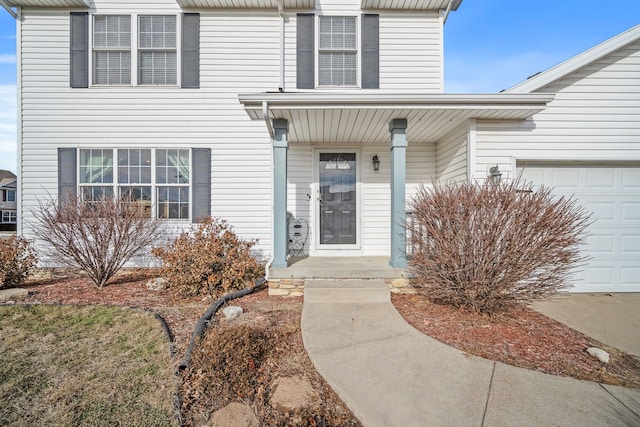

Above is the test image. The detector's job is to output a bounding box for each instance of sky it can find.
[0,1,639,173]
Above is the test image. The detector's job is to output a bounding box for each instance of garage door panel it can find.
[517,164,640,292]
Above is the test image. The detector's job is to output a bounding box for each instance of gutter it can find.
[0,0,17,18]
[278,0,285,92]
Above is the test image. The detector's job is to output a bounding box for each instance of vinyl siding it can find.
[475,40,640,179]
[19,4,279,261]
[436,122,468,182]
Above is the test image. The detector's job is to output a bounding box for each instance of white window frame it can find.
[92,15,132,86]
[6,190,16,202]
[2,211,17,223]
[138,15,178,86]
[89,14,181,87]
[316,15,360,89]
[78,148,191,221]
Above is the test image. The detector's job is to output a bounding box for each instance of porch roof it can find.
[238,92,554,144]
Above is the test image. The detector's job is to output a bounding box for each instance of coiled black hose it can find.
[178,277,266,370]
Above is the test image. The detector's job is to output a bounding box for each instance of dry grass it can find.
[0,305,177,426]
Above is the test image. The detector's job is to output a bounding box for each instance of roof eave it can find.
[5,0,90,7]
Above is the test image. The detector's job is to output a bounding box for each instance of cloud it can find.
[0,84,17,173]
[0,54,16,64]
[444,51,566,93]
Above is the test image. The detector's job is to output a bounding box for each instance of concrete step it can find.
[304,279,390,303]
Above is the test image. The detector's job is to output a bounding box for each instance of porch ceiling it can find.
[4,0,89,6]
[361,0,463,11]
[238,92,554,144]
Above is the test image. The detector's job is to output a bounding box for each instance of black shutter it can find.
[182,13,200,88]
[361,14,379,89]
[191,148,211,222]
[296,14,314,89]
[58,148,77,204]
[70,12,89,88]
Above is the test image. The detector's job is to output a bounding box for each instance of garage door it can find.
[517,163,640,293]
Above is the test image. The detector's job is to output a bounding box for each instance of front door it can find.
[318,153,357,245]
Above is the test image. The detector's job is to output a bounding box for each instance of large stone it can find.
[208,402,260,427]
[587,347,610,363]
[222,305,243,319]
[270,376,318,412]
[0,288,28,302]
[391,278,409,288]
[146,277,167,291]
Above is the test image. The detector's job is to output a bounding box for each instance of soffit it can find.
[239,92,553,144]
[361,0,462,10]
[176,0,315,9]
[5,0,89,6]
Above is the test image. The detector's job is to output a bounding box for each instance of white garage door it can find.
[517,164,640,293]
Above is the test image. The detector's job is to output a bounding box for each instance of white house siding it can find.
[475,40,640,292]
[286,142,435,256]
[475,40,640,179]
[19,4,283,262]
[282,2,443,92]
[436,121,468,182]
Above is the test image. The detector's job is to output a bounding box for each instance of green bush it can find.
[152,217,261,299]
[0,236,38,289]
[408,178,591,314]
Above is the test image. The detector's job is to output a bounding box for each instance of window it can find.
[2,211,16,223]
[318,16,357,86]
[139,15,177,85]
[5,190,15,202]
[79,148,190,219]
[93,15,131,85]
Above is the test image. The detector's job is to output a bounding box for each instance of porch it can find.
[269,256,406,279]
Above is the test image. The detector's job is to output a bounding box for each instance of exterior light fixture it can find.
[489,165,502,185]
[372,154,380,172]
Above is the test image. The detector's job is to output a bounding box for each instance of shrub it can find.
[152,217,261,299]
[408,178,591,314]
[32,196,161,288]
[0,236,38,289]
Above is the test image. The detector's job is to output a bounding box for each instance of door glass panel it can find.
[319,153,356,245]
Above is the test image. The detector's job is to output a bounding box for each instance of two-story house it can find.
[5,0,639,292]
[0,170,17,231]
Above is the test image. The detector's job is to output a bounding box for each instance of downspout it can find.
[263,101,274,280]
[442,0,454,25]
[0,1,17,19]
[278,0,285,92]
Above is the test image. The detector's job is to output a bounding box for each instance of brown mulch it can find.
[392,292,640,388]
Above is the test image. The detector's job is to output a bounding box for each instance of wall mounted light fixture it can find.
[489,165,502,185]
[372,154,380,172]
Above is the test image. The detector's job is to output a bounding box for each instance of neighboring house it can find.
[0,170,17,232]
[3,0,638,292]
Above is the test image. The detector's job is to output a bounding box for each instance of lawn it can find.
[0,304,177,427]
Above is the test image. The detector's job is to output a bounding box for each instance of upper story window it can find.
[5,190,16,202]
[71,12,199,89]
[318,16,357,87]
[297,13,378,90]
[93,15,131,85]
[138,16,177,85]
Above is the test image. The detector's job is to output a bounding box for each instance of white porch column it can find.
[272,119,289,268]
[389,118,407,268]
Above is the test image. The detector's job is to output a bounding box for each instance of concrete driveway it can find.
[533,293,640,358]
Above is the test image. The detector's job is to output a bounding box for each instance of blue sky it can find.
[0,1,639,173]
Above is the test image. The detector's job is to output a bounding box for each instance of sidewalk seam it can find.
[481,362,496,427]
[598,384,640,418]
[306,331,418,357]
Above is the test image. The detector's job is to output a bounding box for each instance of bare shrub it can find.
[152,217,261,299]
[408,178,591,314]
[32,197,161,288]
[0,236,38,289]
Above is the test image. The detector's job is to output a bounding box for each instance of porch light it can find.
[489,165,502,185]
[372,154,380,172]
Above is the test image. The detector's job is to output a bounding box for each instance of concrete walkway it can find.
[301,280,640,427]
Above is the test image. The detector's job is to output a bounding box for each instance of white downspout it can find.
[0,0,17,19]
[442,0,454,25]
[263,101,274,280]
[278,0,285,92]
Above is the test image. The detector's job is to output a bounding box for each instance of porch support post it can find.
[272,119,289,268]
[389,118,407,268]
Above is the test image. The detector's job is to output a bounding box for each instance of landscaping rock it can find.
[0,288,28,302]
[146,277,167,291]
[208,402,259,427]
[222,305,243,319]
[587,347,610,363]
[269,376,318,412]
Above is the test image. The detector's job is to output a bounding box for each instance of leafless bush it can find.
[152,217,261,300]
[408,178,591,314]
[32,197,161,288]
[0,236,38,289]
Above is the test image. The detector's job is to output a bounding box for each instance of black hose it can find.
[178,277,266,370]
